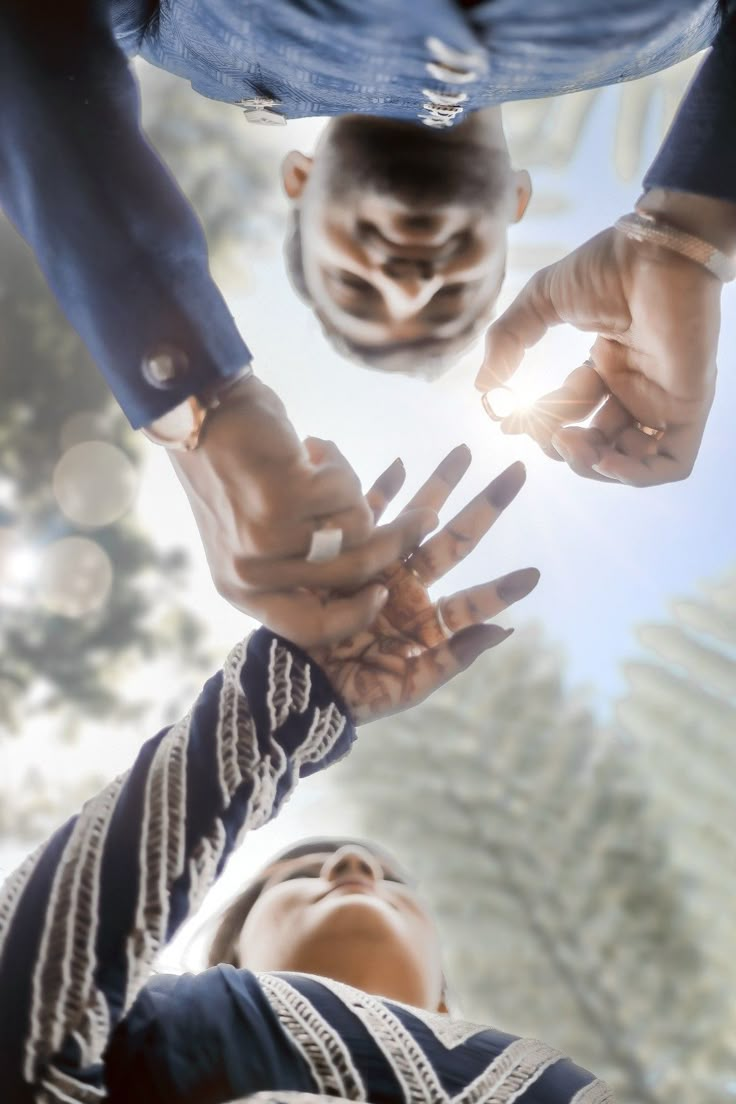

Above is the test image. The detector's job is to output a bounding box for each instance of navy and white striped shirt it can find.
[0,629,611,1104]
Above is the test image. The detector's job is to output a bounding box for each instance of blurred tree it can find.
[329,624,732,1103]
[139,65,287,260]
[0,218,213,731]
[0,67,284,732]
[616,565,736,1094]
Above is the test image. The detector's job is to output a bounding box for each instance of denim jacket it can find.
[1,0,733,427]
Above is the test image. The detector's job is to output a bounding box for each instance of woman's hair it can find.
[207,836,408,968]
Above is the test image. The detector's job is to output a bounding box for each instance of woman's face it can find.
[236,844,445,1011]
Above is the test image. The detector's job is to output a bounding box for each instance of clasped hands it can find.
[170,375,537,658]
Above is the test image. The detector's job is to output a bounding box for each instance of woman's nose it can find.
[320,845,383,884]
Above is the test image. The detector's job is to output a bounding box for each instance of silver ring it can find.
[306,526,343,563]
[435,598,453,640]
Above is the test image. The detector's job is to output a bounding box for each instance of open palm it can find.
[308,447,539,723]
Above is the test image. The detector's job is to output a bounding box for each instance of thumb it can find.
[302,436,333,465]
[475,266,560,392]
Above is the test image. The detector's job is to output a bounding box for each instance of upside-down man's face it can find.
[282,115,531,368]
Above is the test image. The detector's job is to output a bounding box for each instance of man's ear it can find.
[281,151,314,200]
[511,168,532,223]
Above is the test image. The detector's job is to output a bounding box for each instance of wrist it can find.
[141,363,256,451]
[637,188,736,256]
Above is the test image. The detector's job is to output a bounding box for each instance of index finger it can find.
[403,444,472,515]
[365,457,406,522]
[407,461,526,586]
[475,265,561,391]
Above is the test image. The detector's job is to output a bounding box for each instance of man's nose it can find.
[321,845,383,885]
[382,256,436,282]
[378,260,444,319]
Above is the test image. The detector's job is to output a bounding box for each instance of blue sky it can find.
[185,84,735,717]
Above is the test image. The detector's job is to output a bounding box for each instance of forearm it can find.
[0,628,354,1102]
[643,15,736,206]
[0,0,251,429]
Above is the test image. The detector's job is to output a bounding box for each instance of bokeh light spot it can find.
[37,537,113,618]
[59,412,116,453]
[53,442,139,529]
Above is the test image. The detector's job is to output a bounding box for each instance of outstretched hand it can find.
[308,446,539,723]
[475,224,722,486]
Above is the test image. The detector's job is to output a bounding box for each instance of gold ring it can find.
[435,598,453,640]
[634,421,665,441]
[481,386,516,422]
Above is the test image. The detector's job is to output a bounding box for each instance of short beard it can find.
[323,115,511,209]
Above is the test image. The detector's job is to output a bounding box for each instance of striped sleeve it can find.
[0,629,355,1104]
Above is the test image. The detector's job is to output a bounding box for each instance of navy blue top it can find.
[0,1,734,427]
[0,628,612,1104]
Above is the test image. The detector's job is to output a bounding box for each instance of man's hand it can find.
[474,195,732,486]
[308,449,539,724]
[169,374,436,646]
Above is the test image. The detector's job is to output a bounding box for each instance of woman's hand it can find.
[307,446,539,723]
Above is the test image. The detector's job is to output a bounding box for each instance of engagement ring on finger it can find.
[306,522,344,563]
[435,598,453,640]
[634,421,665,441]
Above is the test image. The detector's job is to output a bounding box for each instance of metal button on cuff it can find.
[238,96,281,109]
[425,60,478,84]
[422,88,469,106]
[243,107,286,125]
[425,36,484,71]
[421,102,463,119]
[419,115,456,128]
[142,345,190,389]
[421,36,480,125]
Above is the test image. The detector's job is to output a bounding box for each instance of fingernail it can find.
[496,567,540,602]
[452,624,514,664]
[437,443,472,483]
[375,585,389,607]
[485,461,526,509]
